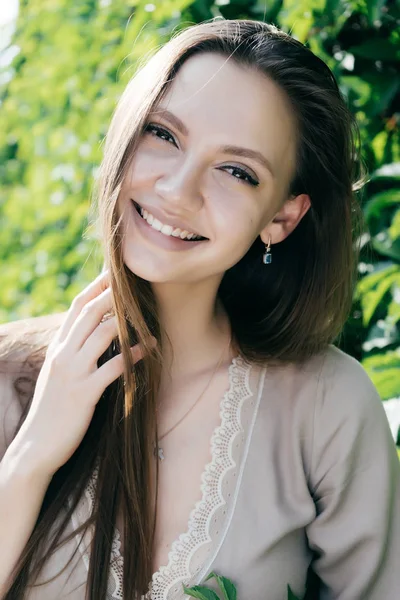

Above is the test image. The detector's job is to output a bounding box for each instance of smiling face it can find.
[117,52,304,284]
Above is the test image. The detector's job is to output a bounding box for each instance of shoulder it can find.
[300,347,395,491]
[289,343,372,384]
[261,344,377,415]
[307,344,381,416]
[316,344,374,387]
[284,344,385,440]
[0,370,21,460]
[0,312,66,460]
[0,312,66,364]
[0,311,66,339]
[270,344,379,406]
[260,345,387,462]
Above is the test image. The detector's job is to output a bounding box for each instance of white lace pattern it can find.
[72,355,257,599]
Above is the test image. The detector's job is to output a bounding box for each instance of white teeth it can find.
[151,218,162,231]
[136,202,204,240]
[161,224,173,235]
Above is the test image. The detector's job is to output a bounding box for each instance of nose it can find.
[153,154,203,212]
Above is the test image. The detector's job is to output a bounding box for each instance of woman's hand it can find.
[11,270,153,478]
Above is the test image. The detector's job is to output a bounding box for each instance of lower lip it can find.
[131,200,208,252]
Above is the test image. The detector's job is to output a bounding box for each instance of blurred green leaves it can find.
[0,0,192,320]
[0,0,399,430]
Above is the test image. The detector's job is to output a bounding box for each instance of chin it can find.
[122,254,181,284]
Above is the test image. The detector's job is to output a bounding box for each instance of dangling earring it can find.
[262,236,272,265]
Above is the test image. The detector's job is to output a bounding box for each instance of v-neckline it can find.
[73,353,258,600]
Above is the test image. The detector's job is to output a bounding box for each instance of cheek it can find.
[215,210,259,256]
[125,150,162,186]
[209,188,257,234]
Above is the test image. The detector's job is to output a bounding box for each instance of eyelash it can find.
[144,123,260,187]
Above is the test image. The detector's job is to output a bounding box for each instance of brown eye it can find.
[144,123,177,147]
[218,166,259,187]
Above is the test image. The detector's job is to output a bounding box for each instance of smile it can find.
[130,200,209,252]
[132,201,207,242]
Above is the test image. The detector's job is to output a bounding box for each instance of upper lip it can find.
[132,200,208,238]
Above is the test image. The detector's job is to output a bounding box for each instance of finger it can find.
[63,287,114,354]
[80,315,119,366]
[91,344,147,395]
[56,270,110,344]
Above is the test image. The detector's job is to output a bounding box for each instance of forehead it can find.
[156,52,297,179]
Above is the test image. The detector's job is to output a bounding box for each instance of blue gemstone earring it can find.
[262,236,272,264]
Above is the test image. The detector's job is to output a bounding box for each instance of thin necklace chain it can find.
[154,334,232,461]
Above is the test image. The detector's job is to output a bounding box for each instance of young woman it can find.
[0,18,399,600]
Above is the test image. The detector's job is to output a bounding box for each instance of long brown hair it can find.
[2,18,366,599]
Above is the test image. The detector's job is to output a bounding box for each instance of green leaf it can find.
[183,585,221,600]
[287,584,302,600]
[357,264,398,295]
[366,75,400,117]
[364,189,400,223]
[356,265,400,326]
[389,209,400,242]
[370,163,400,181]
[348,39,400,61]
[372,236,400,263]
[362,350,400,400]
[279,0,326,43]
[340,75,372,107]
[362,271,400,326]
[205,572,237,600]
[366,0,389,25]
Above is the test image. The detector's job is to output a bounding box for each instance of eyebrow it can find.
[150,107,275,178]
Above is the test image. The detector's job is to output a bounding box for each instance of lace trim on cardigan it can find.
[79,354,253,600]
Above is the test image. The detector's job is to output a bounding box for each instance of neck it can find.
[151,274,233,379]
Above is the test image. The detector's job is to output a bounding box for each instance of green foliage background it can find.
[0,0,399,441]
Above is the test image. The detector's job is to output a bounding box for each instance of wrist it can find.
[2,436,55,484]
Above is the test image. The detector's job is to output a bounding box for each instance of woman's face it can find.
[117,52,302,284]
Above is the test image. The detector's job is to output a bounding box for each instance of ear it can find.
[260,193,311,245]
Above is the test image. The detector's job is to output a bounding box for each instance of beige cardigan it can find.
[1,339,399,599]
